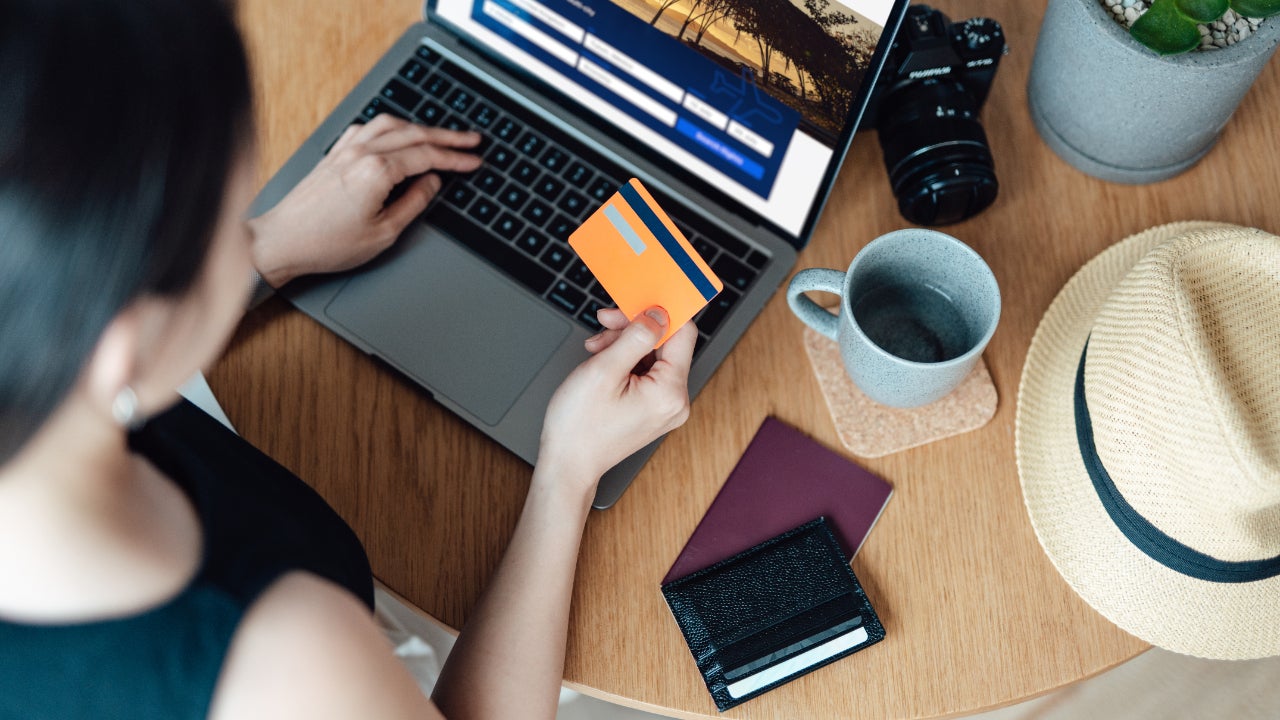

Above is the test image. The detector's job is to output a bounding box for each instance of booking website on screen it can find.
[437,0,894,236]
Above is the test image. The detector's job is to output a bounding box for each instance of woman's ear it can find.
[83,305,146,427]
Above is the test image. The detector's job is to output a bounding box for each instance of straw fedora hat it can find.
[1016,221,1280,660]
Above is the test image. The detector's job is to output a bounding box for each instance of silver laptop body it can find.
[250,0,907,507]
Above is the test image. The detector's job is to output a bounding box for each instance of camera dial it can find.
[957,18,1004,58]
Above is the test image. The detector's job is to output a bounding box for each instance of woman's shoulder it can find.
[208,571,445,720]
[131,398,376,610]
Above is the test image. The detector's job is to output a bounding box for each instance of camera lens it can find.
[877,79,998,226]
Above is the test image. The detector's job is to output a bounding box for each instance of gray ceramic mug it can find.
[787,229,1000,408]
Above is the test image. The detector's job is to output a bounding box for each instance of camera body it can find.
[859,5,1006,226]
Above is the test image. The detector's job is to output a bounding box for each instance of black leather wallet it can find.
[661,517,884,711]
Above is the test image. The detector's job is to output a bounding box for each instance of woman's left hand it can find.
[248,115,483,287]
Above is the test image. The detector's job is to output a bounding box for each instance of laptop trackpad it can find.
[323,236,571,426]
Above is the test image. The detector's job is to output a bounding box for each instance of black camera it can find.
[859,5,1006,226]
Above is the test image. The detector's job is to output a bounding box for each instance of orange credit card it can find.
[569,178,722,346]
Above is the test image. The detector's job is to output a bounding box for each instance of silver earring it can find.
[111,386,139,428]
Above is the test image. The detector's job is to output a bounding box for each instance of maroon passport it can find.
[663,417,893,584]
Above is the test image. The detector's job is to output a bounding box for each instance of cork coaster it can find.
[803,326,998,457]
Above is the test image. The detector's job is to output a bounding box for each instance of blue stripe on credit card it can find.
[618,181,718,301]
[604,204,647,255]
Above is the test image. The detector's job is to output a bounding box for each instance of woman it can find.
[0,1,696,718]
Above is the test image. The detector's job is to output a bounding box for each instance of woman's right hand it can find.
[248,115,483,287]
[537,307,696,496]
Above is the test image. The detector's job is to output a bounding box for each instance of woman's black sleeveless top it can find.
[0,400,373,720]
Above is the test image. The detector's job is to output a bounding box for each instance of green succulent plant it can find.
[1131,0,1280,54]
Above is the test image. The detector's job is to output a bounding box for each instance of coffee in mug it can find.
[786,229,1000,408]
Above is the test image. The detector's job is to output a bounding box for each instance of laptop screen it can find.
[433,0,904,240]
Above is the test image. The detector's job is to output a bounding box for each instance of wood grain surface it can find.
[215,1,1280,717]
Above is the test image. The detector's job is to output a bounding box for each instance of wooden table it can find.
[218,1,1280,717]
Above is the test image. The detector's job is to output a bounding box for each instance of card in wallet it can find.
[661,517,885,712]
[663,417,893,584]
[568,178,722,346]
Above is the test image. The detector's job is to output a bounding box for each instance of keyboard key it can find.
[445,88,475,114]
[493,117,521,142]
[438,59,467,77]
[486,144,516,171]
[716,232,750,259]
[515,229,549,256]
[540,242,572,272]
[422,74,452,98]
[415,45,440,65]
[566,259,594,288]
[694,286,739,336]
[442,183,476,209]
[587,176,617,201]
[414,101,445,124]
[589,281,613,304]
[427,205,554,295]
[546,280,585,315]
[359,98,408,123]
[516,131,546,157]
[467,197,499,225]
[746,249,769,270]
[497,183,530,211]
[691,236,719,263]
[539,146,570,173]
[468,103,499,129]
[474,168,504,195]
[441,115,469,132]
[493,212,525,240]
[521,199,553,226]
[564,162,593,188]
[557,190,589,218]
[694,333,708,357]
[546,215,576,242]
[578,300,605,332]
[511,160,540,185]
[399,60,430,85]
[386,176,416,206]
[711,253,755,292]
[533,176,565,202]
[380,79,423,112]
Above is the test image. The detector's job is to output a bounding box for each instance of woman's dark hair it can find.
[0,0,252,461]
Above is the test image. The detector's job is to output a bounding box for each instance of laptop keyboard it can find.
[352,43,770,356]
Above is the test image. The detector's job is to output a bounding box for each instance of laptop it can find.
[250,0,909,508]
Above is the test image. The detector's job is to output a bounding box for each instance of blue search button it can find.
[676,118,764,180]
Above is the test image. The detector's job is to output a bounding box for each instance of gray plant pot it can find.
[1028,0,1280,184]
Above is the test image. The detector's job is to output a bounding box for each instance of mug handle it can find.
[786,269,845,341]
